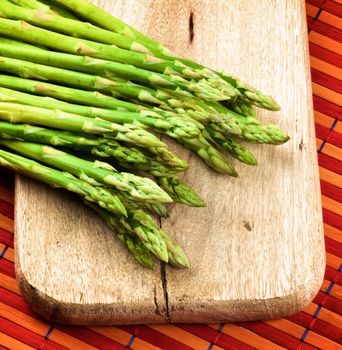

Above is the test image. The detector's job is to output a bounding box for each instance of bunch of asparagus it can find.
[0,0,289,268]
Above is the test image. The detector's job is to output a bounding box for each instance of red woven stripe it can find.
[309,42,342,68]
[313,96,342,121]
[0,259,15,279]
[314,291,342,314]
[44,341,71,350]
[307,15,316,30]
[318,153,342,174]
[322,208,342,229]
[325,236,342,257]
[119,325,193,350]
[0,287,35,316]
[320,180,342,202]
[315,124,342,147]
[0,228,13,248]
[309,17,342,42]
[0,200,14,219]
[311,68,342,94]
[0,316,46,349]
[325,265,342,284]
[177,324,256,350]
[236,322,317,350]
[287,312,342,343]
[308,0,342,16]
[0,316,68,350]
[322,0,342,17]
[57,326,125,350]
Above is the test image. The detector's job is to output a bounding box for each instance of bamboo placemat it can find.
[0,1,341,349]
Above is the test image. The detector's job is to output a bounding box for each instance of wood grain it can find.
[15,0,325,324]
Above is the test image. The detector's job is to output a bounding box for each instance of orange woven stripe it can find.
[322,195,342,214]
[0,302,50,337]
[321,142,342,162]
[0,332,35,350]
[218,324,286,350]
[319,167,342,188]
[326,252,341,269]
[314,111,342,133]
[306,4,342,30]
[316,139,342,162]
[0,186,14,205]
[1,302,99,350]
[265,319,340,350]
[324,223,342,243]
[150,325,213,350]
[312,82,342,105]
[321,279,342,299]
[0,214,13,233]
[0,273,20,295]
[0,244,14,262]
[310,56,342,83]
[91,326,162,350]
[320,10,342,30]
[50,329,99,350]
[304,302,342,327]
[309,31,342,55]
[306,3,318,17]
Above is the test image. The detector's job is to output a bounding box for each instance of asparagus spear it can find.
[0,74,143,112]
[156,176,206,207]
[8,0,49,11]
[0,54,206,113]
[87,201,154,269]
[204,127,258,165]
[0,17,221,89]
[0,121,186,176]
[0,54,239,134]
[36,0,79,19]
[117,192,168,218]
[181,135,238,176]
[1,139,172,203]
[0,147,127,216]
[0,86,201,140]
[0,102,165,148]
[130,209,189,268]
[53,0,280,110]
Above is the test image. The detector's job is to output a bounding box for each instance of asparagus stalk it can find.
[0,17,223,91]
[131,209,189,268]
[117,192,168,218]
[87,201,154,269]
[0,147,127,216]
[53,0,280,110]
[0,121,186,176]
[0,54,206,113]
[0,5,230,101]
[0,85,201,140]
[156,176,206,207]
[203,127,258,165]
[0,73,144,112]
[36,0,79,19]
[0,54,240,134]
[54,0,160,48]
[8,0,49,11]
[1,139,172,203]
[181,135,238,176]
[0,102,165,148]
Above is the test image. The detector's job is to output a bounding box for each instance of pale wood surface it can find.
[15,0,325,324]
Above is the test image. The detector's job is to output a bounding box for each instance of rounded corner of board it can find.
[15,268,71,324]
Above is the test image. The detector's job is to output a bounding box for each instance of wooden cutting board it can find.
[14,0,325,324]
